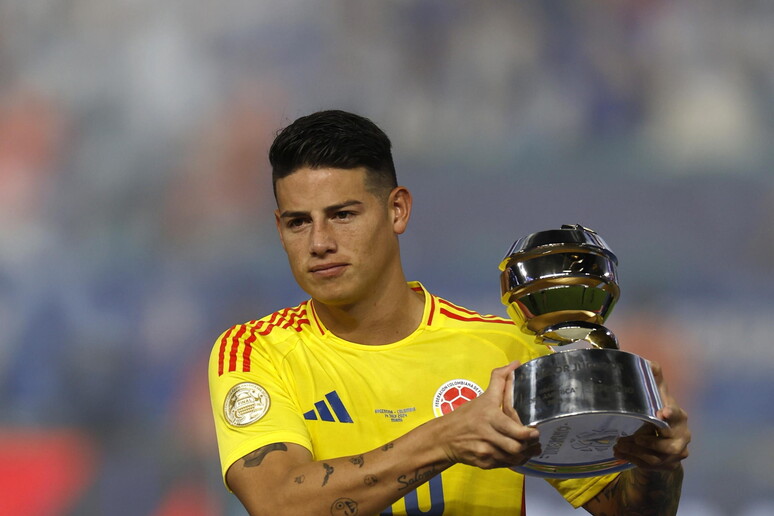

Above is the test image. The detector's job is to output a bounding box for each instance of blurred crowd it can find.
[0,1,772,514]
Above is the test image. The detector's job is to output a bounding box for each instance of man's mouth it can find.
[309,263,348,277]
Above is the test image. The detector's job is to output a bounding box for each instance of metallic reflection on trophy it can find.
[500,224,667,478]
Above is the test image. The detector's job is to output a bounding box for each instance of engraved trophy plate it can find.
[501,225,667,478]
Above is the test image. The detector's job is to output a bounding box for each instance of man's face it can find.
[274,167,407,307]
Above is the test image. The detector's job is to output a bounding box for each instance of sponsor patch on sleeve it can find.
[223,382,271,426]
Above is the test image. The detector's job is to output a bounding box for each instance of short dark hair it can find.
[269,110,398,199]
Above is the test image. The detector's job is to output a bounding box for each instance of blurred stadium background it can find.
[1,1,772,515]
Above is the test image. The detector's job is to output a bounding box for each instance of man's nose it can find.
[309,221,336,256]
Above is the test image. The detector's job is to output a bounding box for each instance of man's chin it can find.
[299,277,365,308]
[308,288,359,308]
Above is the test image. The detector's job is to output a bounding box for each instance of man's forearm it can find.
[230,419,454,515]
[283,443,450,515]
[588,465,684,516]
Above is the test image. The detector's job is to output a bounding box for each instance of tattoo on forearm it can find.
[322,463,335,487]
[381,443,394,452]
[396,463,443,491]
[331,497,359,515]
[349,455,365,468]
[294,475,305,484]
[242,443,288,468]
[364,475,378,487]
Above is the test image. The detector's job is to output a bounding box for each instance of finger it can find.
[649,361,687,432]
[649,360,665,391]
[491,433,543,467]
[613,445,680,471]
[523,438,542,458]
[630,421,672,443]
[620,421,690,460]
[614,448,680,471]
[509,440,543,467]
[655,404,689,440]
[617,429,659,452]
[635,435,690,460]
[658,405,688,426]
[496,360,522,384]
[491,411,539,443]
[614,440,674,469]
[616,432,689,469]
[503,366,514,410]
[502,368,523,423]
[503,405,527,427]
[485,361,521,402]
[650,360,676,408]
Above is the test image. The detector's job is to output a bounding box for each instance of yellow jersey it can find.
[209,282,616,515]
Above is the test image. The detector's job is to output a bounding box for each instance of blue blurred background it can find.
[0,1,772,515]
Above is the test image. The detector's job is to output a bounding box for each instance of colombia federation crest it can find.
[432,379,483,417]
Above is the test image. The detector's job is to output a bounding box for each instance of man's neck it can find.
[312,282,426,345]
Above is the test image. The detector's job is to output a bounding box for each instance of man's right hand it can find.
[434,361,542,469]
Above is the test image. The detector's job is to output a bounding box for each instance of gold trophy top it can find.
[499,224,620,349]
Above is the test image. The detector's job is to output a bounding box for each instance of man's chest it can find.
[281,341,506,458]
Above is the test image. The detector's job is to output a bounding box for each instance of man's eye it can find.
[287,218,307,228]
[334,211,354,220]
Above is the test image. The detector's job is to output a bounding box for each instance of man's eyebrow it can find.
[278,210,308,219]
[325,200,363,213]
[278,200,363,219]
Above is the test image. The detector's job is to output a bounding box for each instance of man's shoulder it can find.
[210,301,316,357]
[431,295,516,331]
[426,293,544,350]
[208,300,317,378]
[215,300,317,344]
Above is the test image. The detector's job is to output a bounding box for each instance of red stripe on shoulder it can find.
[438,298,486,317]
[282,304,311,332]
[437,298,513,325]
[228,326,248,373]
[427,294,436,326]
[217,327,237,376]
[241,331,256,373]
[439,308,513,324]
[252,304,312,337]
[293,301,312,332]
[217,303,312,376]
[257,309,285,336]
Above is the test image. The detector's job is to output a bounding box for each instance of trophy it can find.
[500,224,667,478]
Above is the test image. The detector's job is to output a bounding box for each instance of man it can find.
[208,110,690,515]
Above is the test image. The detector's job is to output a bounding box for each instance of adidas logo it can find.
[303,391,353,423]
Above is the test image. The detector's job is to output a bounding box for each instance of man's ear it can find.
[274,210,287,251]
[389,186,412,235]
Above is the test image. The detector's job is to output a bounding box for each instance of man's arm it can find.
[227,429,451,516]
[227,362,541,516]
[583,465,684,516]
[583,362,690,516]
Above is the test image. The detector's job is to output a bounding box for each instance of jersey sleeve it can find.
[546,472,619,508]
[208,324,312,488]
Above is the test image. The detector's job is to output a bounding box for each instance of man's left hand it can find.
[613,361,691,471]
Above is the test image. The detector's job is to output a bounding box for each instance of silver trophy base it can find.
[511,348,667,478]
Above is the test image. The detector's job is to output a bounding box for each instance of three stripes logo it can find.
[303,391,353,423]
